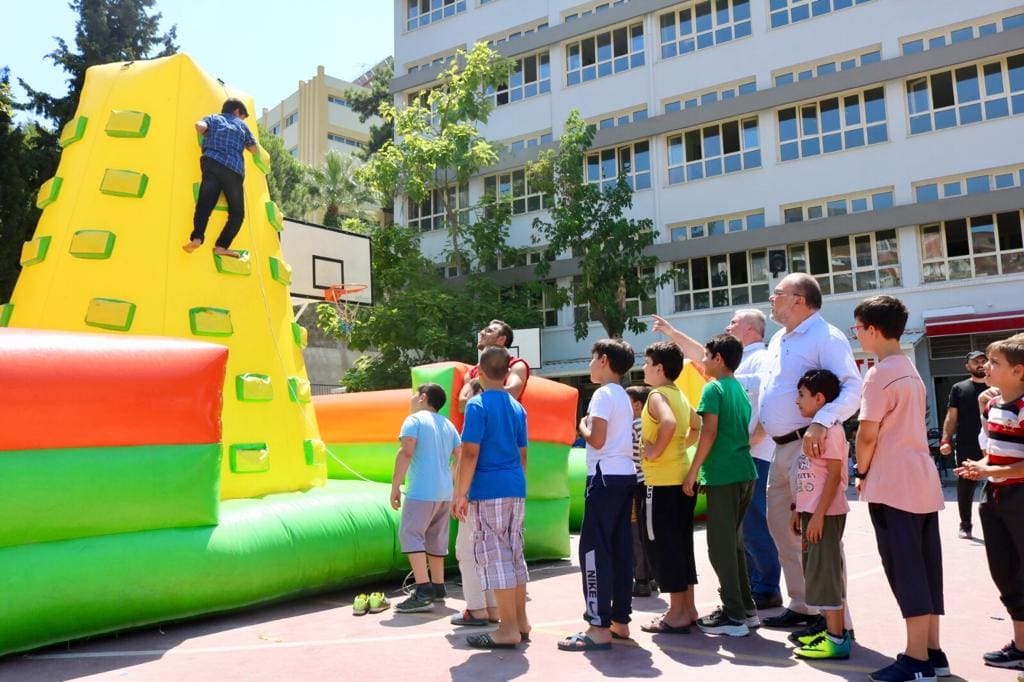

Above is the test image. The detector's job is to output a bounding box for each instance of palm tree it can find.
[309,151,373,227]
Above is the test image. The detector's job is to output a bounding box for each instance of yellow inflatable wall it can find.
[3,54,325,499]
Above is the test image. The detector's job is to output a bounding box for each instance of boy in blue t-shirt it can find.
[390,383,461,613]
[453,346,530,649]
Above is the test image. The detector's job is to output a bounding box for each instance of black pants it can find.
[869,503,944,618]
[631,484,655,583]
[191,156,245,249]
[956,451,980,528]
[980,484,1024,621]
[579,466,636,627]
[640,485,697,593]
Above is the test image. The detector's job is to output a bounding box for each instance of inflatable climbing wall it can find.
[3,54,326,499]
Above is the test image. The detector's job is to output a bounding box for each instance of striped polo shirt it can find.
[983,395,1024,485]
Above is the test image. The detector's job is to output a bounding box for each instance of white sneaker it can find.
[744,613,761,629]
[697,608,751,637]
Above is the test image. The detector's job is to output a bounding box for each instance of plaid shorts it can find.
[470,497,528,591]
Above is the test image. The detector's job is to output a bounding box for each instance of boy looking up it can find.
[391,384,461,613]
[853,295,948,682]
[453,346,529,649]
[955,333,1024,671]
[790,370,851,661]
[559,339,636,652]
[687,334,758,637]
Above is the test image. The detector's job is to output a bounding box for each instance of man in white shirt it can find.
[757,273,861,630]
[652,309,781,609]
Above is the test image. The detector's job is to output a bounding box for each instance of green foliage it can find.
[258,124,313,219]
[308,151,372,227]
[344,57,394,162]
[530,111,671,340]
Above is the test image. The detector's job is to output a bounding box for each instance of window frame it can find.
[777,86,889,163]
[919,211,1024,283]
[787,229,902,296]
[565,21,645,87]
[586,140,653,192]
[657,0,753,61]
[666,115,762,185]
[483,168,553,216]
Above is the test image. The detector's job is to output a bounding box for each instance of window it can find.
[528,281,560,327]
[564,0,628,22]
[406,0,466,30]
[406,52,456,74]
[408,184,469,232]
[773,46,881,86]
[271,125,280,136]
[327,132,364,148]
[493,52,551,106]
[288,147,298,158]
[328,95,349,108]
[484,169,553,215]
[673,249,772,311]
[506,131,554,152]
[906,53,1024,135]
[667,116,761,184]
[565,23,645,86]
[625,266,657,317]
[590,106,649,130]
[902,8,1024,55]
[664,79,756,113]
[782,188,894,223]
[285,112,298,127]
[778,87,887,161]
[437,258,463,279]
[572,275,590,324]
[669,209,765,241]
[920,211,1024,283]
[769,0,875,29]
[658,0,752,59]
[788,229,901,295]
[914,164,1024,203]
[587,140,652,191]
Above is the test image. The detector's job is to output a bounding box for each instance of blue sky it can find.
[2,0,395,126]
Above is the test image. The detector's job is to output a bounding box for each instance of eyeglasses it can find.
[771,289,803,299]
[849,324,865,335]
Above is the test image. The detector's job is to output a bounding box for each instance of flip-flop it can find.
[557,632,613,652]
[466,633,518,649]
[640,618,691,634]
[451,610,491,626]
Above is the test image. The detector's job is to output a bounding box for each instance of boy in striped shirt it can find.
[957,333,1024,670]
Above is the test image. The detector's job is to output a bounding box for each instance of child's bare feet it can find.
[182,239,201,253]
[213,246,241,258]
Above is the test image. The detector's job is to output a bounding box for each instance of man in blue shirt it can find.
[183,98,259,258]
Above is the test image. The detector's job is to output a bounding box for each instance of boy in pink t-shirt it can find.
[853,295,948,682]
[789,369,851,661]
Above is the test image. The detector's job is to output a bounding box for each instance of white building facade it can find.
[392,0,1024,425]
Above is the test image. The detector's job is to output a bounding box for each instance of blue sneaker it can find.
[869,654,936,682]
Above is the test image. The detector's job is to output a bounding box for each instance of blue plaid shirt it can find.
[200,114,256,177]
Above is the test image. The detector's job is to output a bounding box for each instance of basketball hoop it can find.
[322,283,367,337]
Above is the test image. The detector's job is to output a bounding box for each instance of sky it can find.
[2,0,395,126]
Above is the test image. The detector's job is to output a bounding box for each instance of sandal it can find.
[451,610,491,626]
[557,632,612,652]
[467,633,518,649]
[640,618,691,634]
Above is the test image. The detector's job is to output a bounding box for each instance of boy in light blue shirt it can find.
[390,383,461,613]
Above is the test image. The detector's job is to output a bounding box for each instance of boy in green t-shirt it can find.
[685,333,758,637]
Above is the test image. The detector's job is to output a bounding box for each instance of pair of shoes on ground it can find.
[868,650,950,681]
[985,640,1024,669]
[395,582,447,613]
[352,592,389,616]
[696,606,751,637]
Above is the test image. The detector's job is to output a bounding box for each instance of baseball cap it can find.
[966,350,987,361]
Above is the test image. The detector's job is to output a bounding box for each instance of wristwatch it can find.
[854,470,868,479]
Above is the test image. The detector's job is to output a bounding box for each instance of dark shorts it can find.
[801,512,846,610]
[640,485,697,593]
[869,503,944,618]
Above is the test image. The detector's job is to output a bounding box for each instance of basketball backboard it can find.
[279,218,372,308]
[509,327,541,369]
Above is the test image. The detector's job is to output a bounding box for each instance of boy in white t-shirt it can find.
[558,339,638,652]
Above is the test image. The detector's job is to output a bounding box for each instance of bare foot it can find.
[610,621,630,640]
[182,239,201,253]
[213,246,241,259]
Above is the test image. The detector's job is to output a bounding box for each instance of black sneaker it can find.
[787,616,827,645]
[697,606,749,637]
[928,648,951,676]
[763,608,819,628]
[984,641,1024,669]
[958,525,972,539]
[395,583,435,613]
[868,654,936,681]
[432,582,447,602]
[632,580,652,597]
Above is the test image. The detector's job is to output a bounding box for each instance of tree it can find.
[0,68,49,302]
[530,111,671,340]
[308,151,372,227]
[19,0,178,177]
[357,43,512,269]
[344,57,394,162]
[258,124,313,220]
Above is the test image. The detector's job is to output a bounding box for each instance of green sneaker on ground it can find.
[795,633,851,660]
[352,593,369,616]
[368,592,390,613]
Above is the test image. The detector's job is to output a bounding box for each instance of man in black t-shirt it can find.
[940,350,989,538]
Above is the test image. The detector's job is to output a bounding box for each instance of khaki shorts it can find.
[801,512,847,610]
[399,498,450,556]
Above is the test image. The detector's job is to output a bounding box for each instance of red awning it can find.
[925,309,1024,337]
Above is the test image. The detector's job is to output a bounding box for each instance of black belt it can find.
[772,427,807,445]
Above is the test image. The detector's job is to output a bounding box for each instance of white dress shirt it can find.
[735,341,774,462]
[758,313,862,438]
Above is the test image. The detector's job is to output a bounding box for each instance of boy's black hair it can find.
[704,334,743,371]
[625,385,650,404]
[490,319,514,348]
[988,333,1024,368]
[591,338,635,376]
[417,382,447,411]
[644,341,684,380]
[853,295,908,340]
[221,98,249,117]
[797,369,841,404]
[479,345,510,381]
